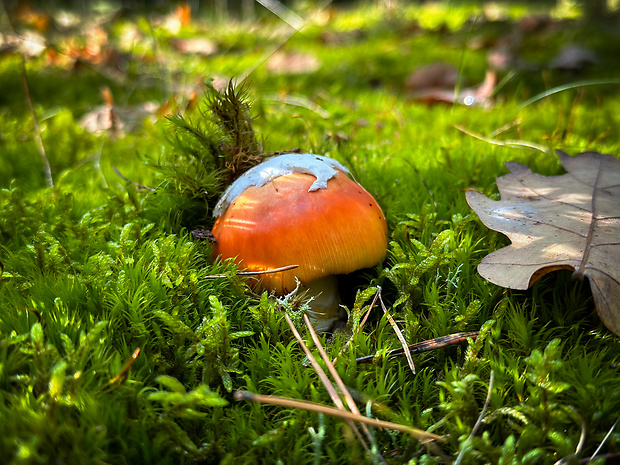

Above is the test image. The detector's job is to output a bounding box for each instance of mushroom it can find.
[211,153,388,332]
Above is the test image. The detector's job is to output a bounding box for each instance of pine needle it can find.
[205,264,299,279]
[303,314,385,464]
[283,313,371,454]
[20,55,53,188]
[454,370,494,465]
[234,390,445,443]
[517,79,620,111]
[105,348,141,391]
[356,332,480,364]
[332,287,380,366]
[585,418,619,463]
[455,124,550,154]
[378,287,416,374]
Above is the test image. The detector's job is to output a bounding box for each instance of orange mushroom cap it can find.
[212,154,388,294]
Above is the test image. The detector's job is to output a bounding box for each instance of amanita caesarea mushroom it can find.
[211,153,388,332]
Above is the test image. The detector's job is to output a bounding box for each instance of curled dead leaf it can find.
[466,151,620,335]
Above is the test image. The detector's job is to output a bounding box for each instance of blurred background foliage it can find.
[1,0,619,463]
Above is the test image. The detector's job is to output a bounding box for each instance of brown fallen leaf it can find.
[466,151,620,335]
[266,51,321,75]
[80,87,159,136]
[405,62,460,93]
[406,63,496,107]
[171,37,218,56]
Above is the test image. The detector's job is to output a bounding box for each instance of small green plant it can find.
[142,81,264,228]
[156,295,254,391]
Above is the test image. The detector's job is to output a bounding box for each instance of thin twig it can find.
[21,55,53,188]
[454,370,494,465]
[488,119,522,138]
[378,287,415,374]
[303,314,385,464]
[574,408,587,458]
[517,78,620,111]
[284,314,371,453]
[356,331,479,364]
[234,390,445,443]
[1,1,53,188]
[237,0,334,85]
[113,166,156,191]
[19,307,42,323]
[205,264,299,279]
[285,313,348,410]
[589,418,619,461]
[263,93,330,119]
[332,287,380,365]
[258,313,450,461]
[358,292,379,329]
[455,124,551,154]
[105,347,140,391]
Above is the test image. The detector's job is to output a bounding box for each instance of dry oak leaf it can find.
[466,151,620,335]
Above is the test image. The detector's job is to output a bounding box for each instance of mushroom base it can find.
[303,276,347,333]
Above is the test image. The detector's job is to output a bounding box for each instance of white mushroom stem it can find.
[302,276,346,333]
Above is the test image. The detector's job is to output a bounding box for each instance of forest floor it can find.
[1,2,620,464]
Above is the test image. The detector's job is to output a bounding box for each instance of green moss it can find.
[1,2,619,464]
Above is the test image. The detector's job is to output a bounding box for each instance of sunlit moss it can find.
[1,1,619,464]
